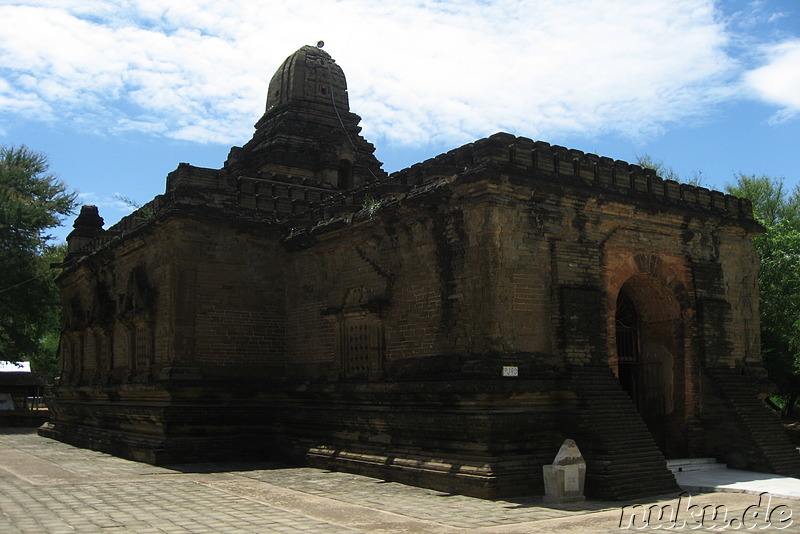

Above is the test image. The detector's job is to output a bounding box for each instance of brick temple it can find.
[41,44,800,500]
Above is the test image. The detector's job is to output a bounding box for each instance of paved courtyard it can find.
[1,428,798,533]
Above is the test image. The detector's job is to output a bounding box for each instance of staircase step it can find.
[571,365,679,499]
[666,458,725,474]
[708,368,800,476]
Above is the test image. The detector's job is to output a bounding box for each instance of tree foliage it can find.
[635,154,705,187]
[0,145,76,374]
[727,173,800,416]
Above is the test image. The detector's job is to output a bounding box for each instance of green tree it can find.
[635,154,706,186]
[726,173,800,417]
[0,146,76,374]
[25,242,68,380]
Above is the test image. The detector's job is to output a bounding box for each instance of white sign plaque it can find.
[502,366,519,377]
[565,467,580,492]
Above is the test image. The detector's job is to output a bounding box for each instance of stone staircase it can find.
[706,367,800,477]
[568,364,679,500]
[666,457,725,474]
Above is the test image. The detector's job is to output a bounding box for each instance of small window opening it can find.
[337,160,353,190]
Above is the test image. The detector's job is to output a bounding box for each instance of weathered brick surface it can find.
[43,47,796,500]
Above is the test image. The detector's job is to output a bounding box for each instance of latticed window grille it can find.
[132,322,154,374]
[338,316,385,379]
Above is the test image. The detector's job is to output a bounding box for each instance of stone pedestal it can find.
[543,439,586,504]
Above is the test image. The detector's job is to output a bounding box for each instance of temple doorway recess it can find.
[612,275,685,458]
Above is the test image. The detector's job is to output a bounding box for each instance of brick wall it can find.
[170,219,286,371]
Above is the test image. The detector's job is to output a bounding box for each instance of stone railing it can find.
[69,197,166,256]
[234,175,338,215]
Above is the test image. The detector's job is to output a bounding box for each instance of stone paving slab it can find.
[2,428,800,533]
[231,467,615,527]
[676,466,800,500]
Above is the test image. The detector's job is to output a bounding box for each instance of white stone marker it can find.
[542,438,586,504]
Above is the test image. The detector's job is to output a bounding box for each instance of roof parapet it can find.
[389,132,754,221]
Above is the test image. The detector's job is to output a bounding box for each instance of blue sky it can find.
[0,0,798,242]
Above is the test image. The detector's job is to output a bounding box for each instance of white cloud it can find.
[0,0,767,148]
[744,39,800,122]
[77,191,133,214]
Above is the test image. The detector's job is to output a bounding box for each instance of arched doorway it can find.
[613,275,684,458]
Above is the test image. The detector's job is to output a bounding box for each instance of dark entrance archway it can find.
[615,291,641,408]
[613,275,685,458]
